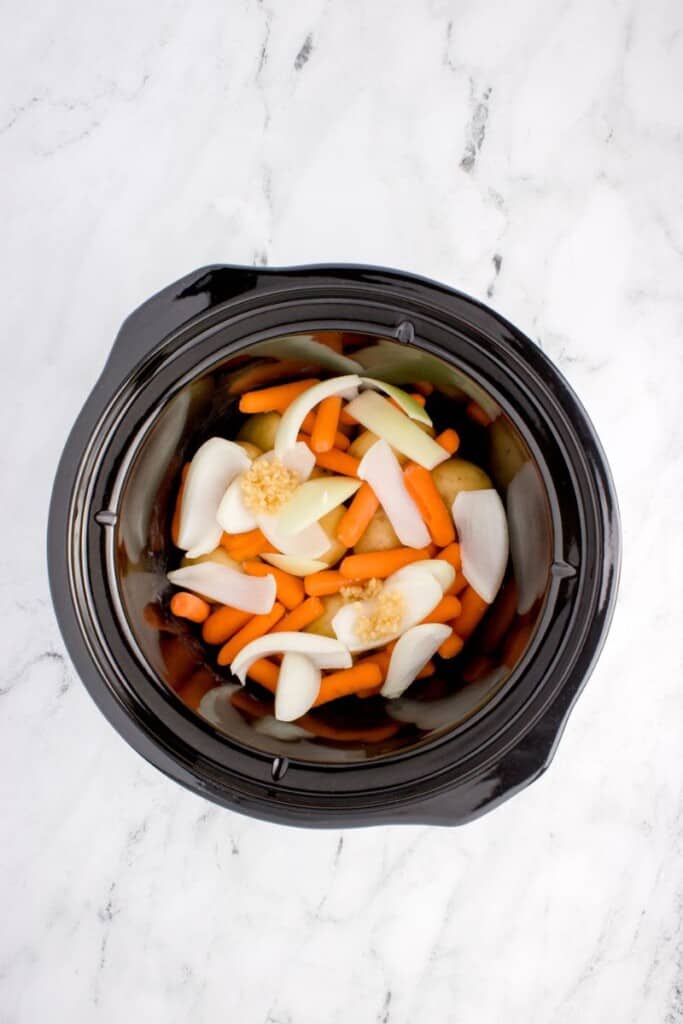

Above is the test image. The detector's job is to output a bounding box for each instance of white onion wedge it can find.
[167,562,276,614]
[277,476,360,536]
[390,558,455,594]
[345,391,448,469]
[331,569,443,653]
[507,462,551,614]
[177,438,251,556]
[275,375,361,456]
[231,632,352,682]
[278,441,316,480]
[358,440,430,548]
[452,489,509,604]
[381,623,452,698]
[361,378,432,426]
[261,553,329,577]
[216,476,258,534]
[258,514,330,559]
[275,652,321,722]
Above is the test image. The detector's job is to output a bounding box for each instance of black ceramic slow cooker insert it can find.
[48,264,620,827]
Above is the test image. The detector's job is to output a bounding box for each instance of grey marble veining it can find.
[1,0,682,1021]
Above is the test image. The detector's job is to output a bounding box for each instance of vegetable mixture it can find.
[166,373,510,723]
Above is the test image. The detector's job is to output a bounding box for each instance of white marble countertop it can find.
[2,0,682,1020]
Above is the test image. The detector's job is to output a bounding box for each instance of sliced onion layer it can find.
[275,375,361,457]
[390,558,455,593]
[345,391,448,470]
[261,553,329,577]
[231,632,352,682]
[216,476,258,534]
[452,489,509,604]
[178,438,251,557]
[167,562,276,614]
[358,440,430,548]
[381,623,452,698]
[331,567,443,653]
[275,652,321,721]
[361,378,432,426]
[258,513,330,559]
[278,476,360,536]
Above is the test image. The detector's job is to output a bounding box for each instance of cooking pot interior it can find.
[115,331,552,763]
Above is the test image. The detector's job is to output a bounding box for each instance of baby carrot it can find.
[465,401,493,427]
[297,429,350,451]
[437,542,462,571]
[403,463,455,547]
[304,570,360,597]
[316,331,344,353]
[246,658,279,691]
[314,660,383,706]
[221,529,274,562]
[239,378,319,414]
[339,546,431,580]
[314,448,360,477]
[438,632,465,659]
[416,659,436,679]
[242,560,304,611]
[357,649,391,696]
[202,606,253,645]
[310,395,342,453]
[217,603,285,666]
[178,669,215,710]
[446,571,469,596]
[435,428,460,455]
[454,587,489,638]
[422,595,462,624]
[272,596,325,632]
[171,464,190,546]
[356,684,384,699]
[170,592,211,624]
[339,405,357,427]
[335,482,379,547]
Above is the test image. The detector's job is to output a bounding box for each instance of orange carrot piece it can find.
[304,570,359,597]
[310,395,342,453]
[314,448,360,477]
[178,669,215,710]
[298,429,350,451]
[315,331,344,353]
[356,684,384,699]
[171,464,190,546]
[314,660,383,706]
[339,406,357,427]
[339,546,431,580]
[413,380,434,396]
[435,428,460,455]
[454,587,489,638]
[272,596,325,632]
[170,592,211,624]
[437,543,462,571]
[403,463,455,547]
[301,410,316,433]
[446,571,469,596]
[438,632,465,659]
[480,580,518,654]
[246,658,279,690]
[335,482,380,547]
[465,401,493,427]
[422,595,462,624]
[221,529,274,561]
[217,603,285,665]
[242,560,304,611]
[239,378,319,414]
[202,606,253,645]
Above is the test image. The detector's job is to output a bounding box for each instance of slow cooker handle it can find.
[103,265,259,382]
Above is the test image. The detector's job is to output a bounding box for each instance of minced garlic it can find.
[340,577,383,602]
[355,588,405,643]
[240,459,299,515]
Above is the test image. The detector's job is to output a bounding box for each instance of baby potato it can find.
[353,508,400,554]
[318,506,348,566]
[236,440,262,460]
[237,411,280,453]
[488,419,526,490]
[306,594,344,638]
[348,429,408,465]
[431,458,492,508]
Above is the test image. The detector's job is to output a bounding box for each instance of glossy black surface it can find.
[48,264,621,827]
